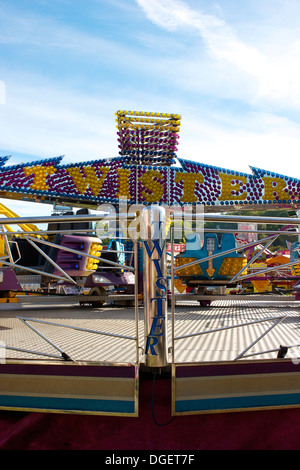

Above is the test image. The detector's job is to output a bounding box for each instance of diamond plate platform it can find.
[0,296,299,365]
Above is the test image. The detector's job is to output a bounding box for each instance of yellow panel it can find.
[175,257,203,276]
[218,257,247,276]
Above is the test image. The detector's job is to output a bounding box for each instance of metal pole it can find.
[234,259,300,282]
[171,225,175,365]
[18,316,136,341]
[174,315,286,340]
[182,213,300,226]
[229,234,280,284]
[173,232,284,274]
[143,206,168,368]
[24,236,77,285]
[18,317,74,361]
[134,239,140,364]
[0,257,79,282]
[24,235,134,271]
[1,225,13,263]
[235,316,287,360]
[0,212,300,227]
[0,343,64,360]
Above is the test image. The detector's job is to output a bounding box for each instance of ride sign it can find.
[0,154,299,209]
[143,206,168,368]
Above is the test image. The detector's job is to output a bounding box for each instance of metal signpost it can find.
[143,206,168,368]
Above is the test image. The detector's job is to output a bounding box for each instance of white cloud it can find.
[0,77,121,162]
[2,0,300,185]
[135,0,300,108]
[179,110,300,177]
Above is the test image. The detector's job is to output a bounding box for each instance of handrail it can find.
[169,222,297,363]
[1,209,299,366]
[173,314,288,362]
[0,211,299,227]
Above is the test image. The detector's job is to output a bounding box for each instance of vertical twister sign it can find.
[143,206,168,368]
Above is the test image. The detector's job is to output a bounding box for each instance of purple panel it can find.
[0,363,136,379]
[175,360,299,378]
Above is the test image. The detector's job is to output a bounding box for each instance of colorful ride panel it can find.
[175,232,247,284]
[0,155,299,209]
[172,361,300,415]
[0,363,138,416]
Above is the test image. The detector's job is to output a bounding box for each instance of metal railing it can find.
[172,314,287,362]
[168,215,300,363]
[16,314,139,363]
[0,209,300,365]
[0,211,141,364]
[7,237,141,364]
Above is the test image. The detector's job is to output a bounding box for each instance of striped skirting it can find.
[172,360,300,415]
[0,363,138,416]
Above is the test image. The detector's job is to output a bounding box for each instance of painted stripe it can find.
[175,392,300,413]
[0,374,135,399]
[175,372,300,398]
[0,394,135,414]
[0,363,136,378]
[173,361,300,414]
[0,364,139,415]
[175,361,299,378]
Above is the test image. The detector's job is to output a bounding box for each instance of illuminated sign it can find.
[0,155,298,208]
[144,239,167,357]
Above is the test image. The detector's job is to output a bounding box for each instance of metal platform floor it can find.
[0,296,300,365]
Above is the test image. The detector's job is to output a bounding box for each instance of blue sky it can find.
[1,0,300,215]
